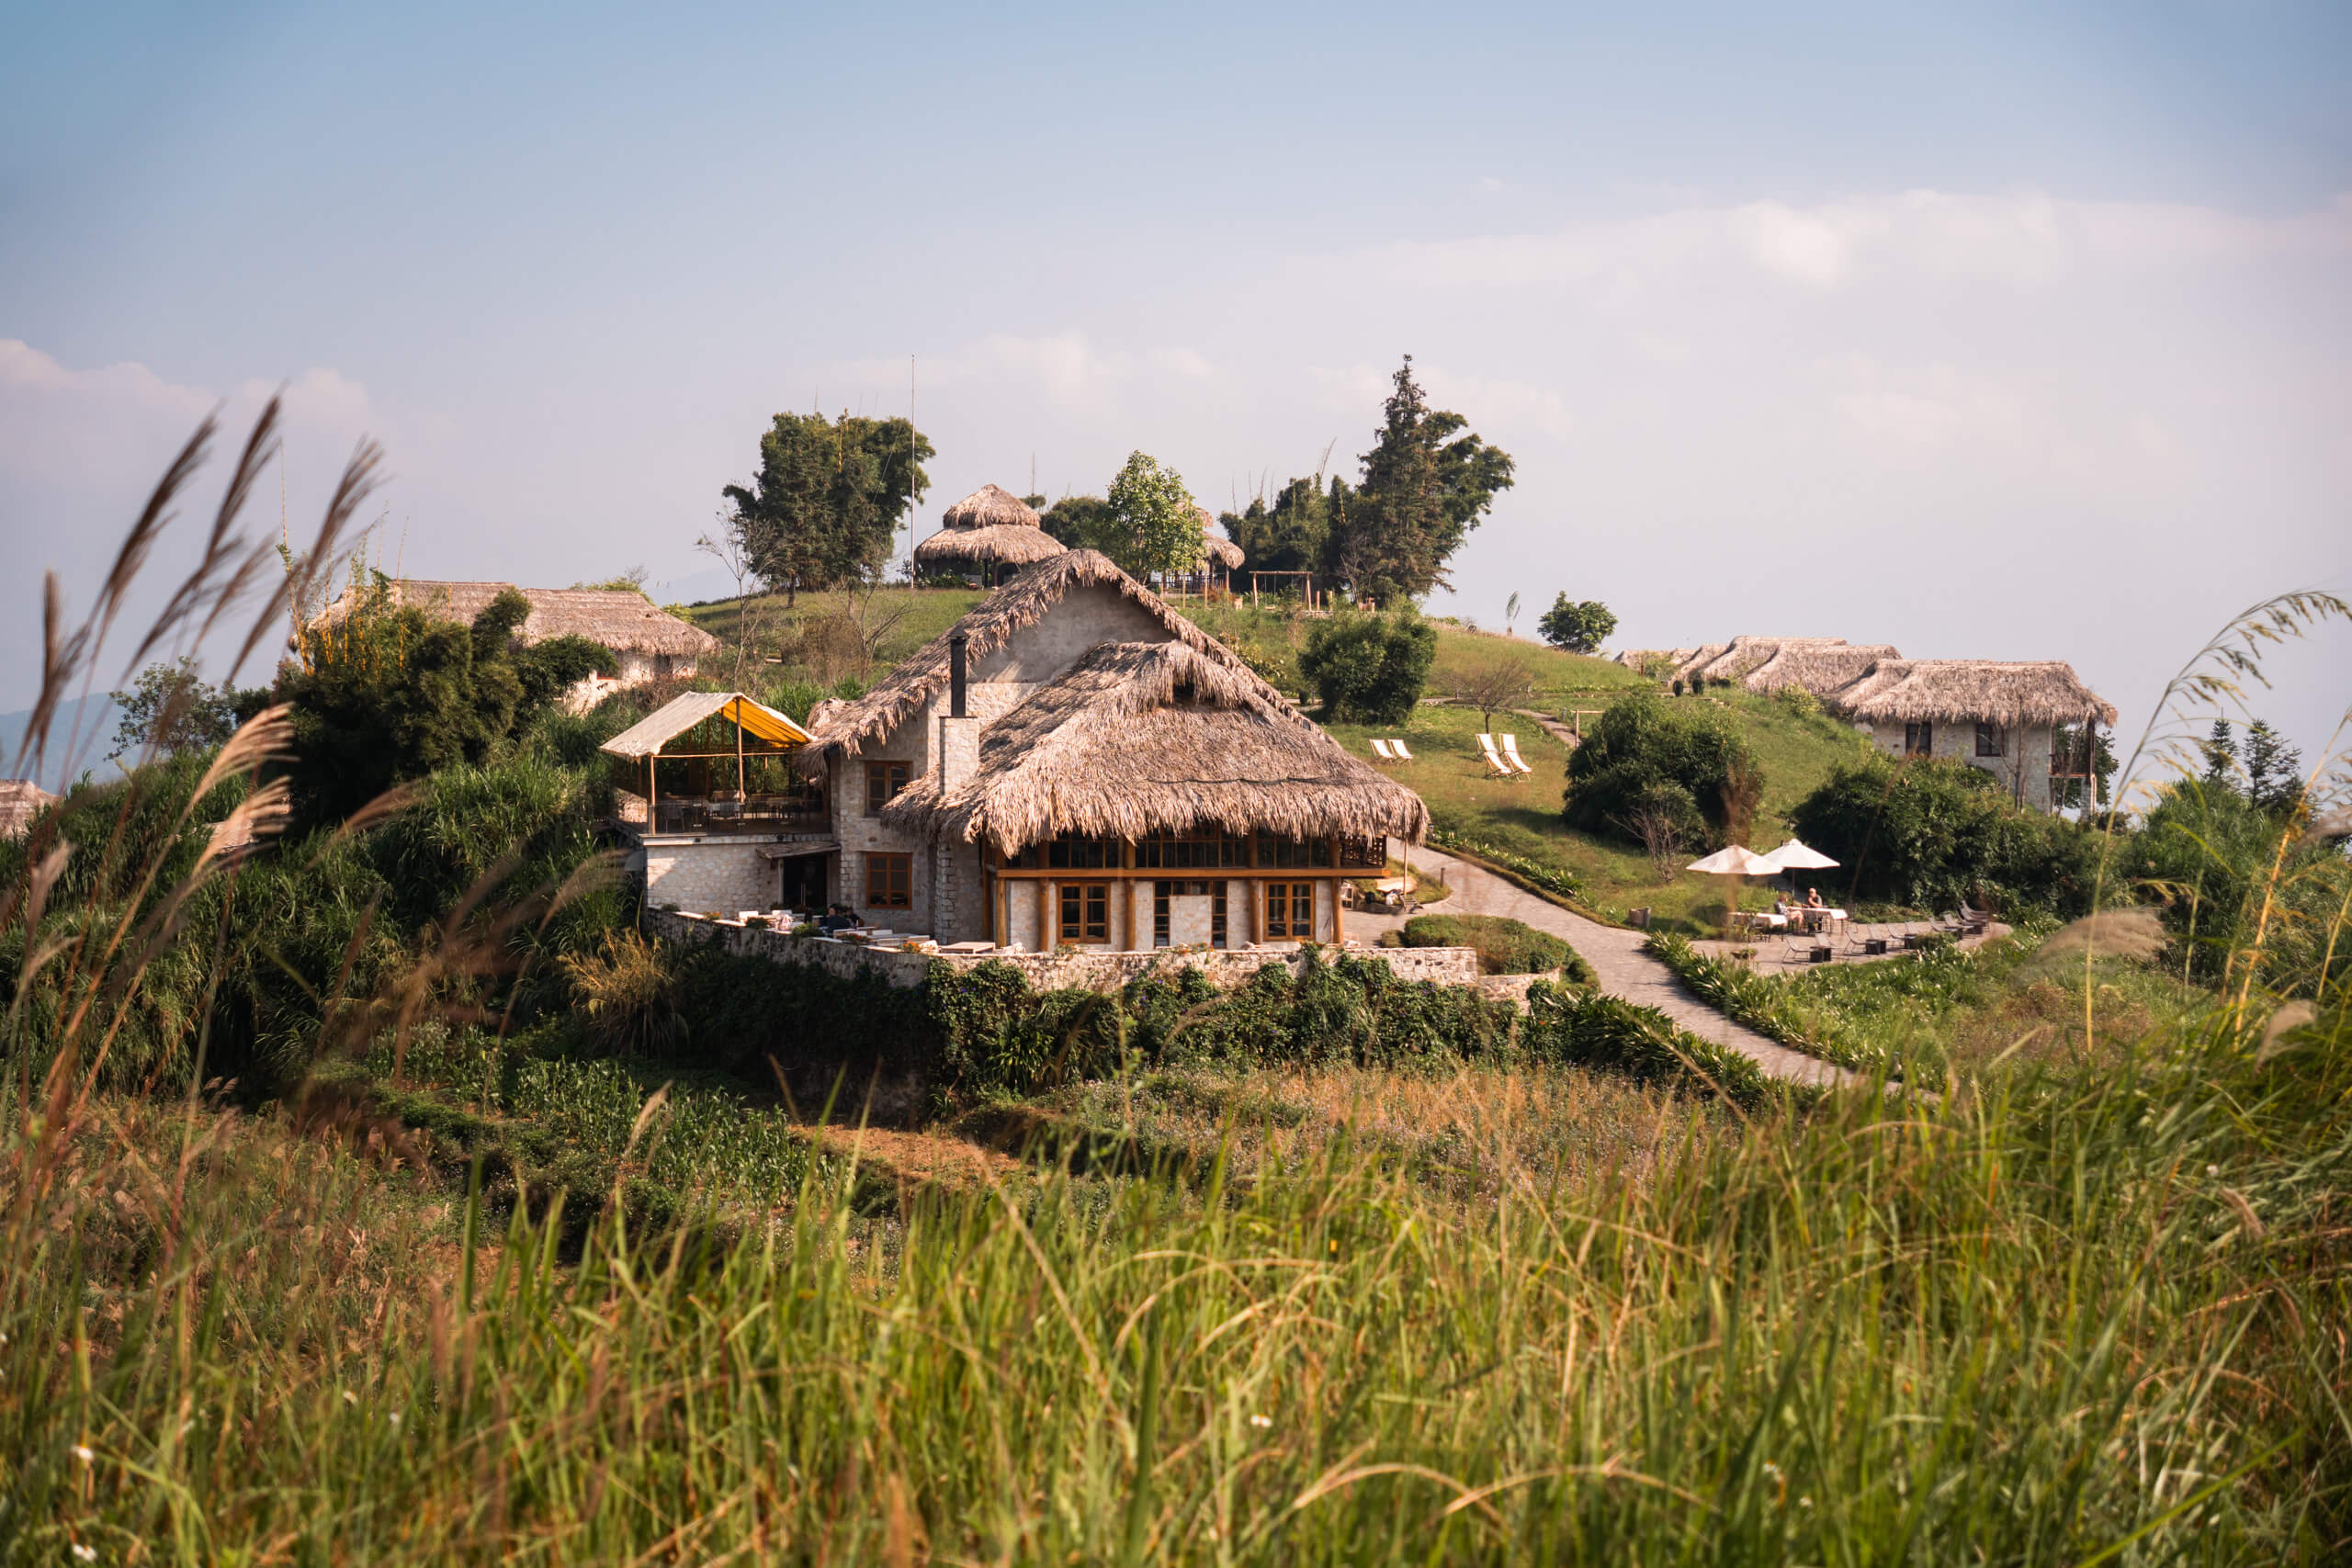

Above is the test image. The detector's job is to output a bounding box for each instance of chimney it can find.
[948,633,967,718]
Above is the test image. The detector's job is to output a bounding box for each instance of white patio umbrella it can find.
[1757,839,1838,874]
[1685,845,1779,937]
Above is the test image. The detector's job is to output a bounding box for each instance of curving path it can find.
[1359,841,1853,1089]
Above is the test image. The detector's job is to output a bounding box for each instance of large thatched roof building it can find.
[1824,658,2117,810]
[911,485,1068,584]
[309,580,718,711]
[793,549,1425,951]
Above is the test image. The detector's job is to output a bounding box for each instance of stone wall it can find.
[643,839,775,915]
[647,908,1481,993]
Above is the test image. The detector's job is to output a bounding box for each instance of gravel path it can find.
[1356,841,1854,1089]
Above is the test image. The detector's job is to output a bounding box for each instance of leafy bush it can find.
[1519,980,1778,1108]
[1562,694,1761,850]
[1640,931,1909,1078]
[1298,612,1437,725]
[1788,754,2101,917]
[1390,913,1590,982]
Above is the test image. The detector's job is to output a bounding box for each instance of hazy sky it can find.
[5,1,2348,790]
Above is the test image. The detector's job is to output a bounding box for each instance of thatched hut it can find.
[1673,636,1898,694]
[1825,658,2117,809]
[308,581,718,711]
[0,780,58,840]
[911,485,1067,585]
[796,549,1426,950]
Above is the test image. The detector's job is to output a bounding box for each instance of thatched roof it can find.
[1668,643,1731,681]
[1827,660,2118,728]
[941,484,1042,531]
[1194,508,1245,570]
[913,483,1067,570]
[1615,647,1695,671]
[311,581,718,658]
[801,549,1287,771]
[911,524,1068,568]
[0,779,57,840]
[599,691,812,760]
[1740,641,1902,695]
[880,639,1428,852]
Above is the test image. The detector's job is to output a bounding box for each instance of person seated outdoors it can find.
[817,903,863,934]
[1804,887,1825,909]
[1772,895,1792,918]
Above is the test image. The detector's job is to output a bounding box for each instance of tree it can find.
[1537,595,1617,654]
[1790,754,2099,915]
[571,567,649,594]
[1297,612,1437,725]
[278,587,612,828]
[2243,720,2304,816]
[1037,494,1110,549]
[109,657,243,761]
[1443,660,1535,732]
[1337,356,1515,603]
[721,411,933,604]
[1081,452,1204,580]
[1563,694,1760,852]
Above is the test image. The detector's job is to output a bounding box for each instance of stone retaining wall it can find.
[646,908,1482,992]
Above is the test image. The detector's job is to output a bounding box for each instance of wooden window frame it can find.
[1904,722,1935,757]
[1263,881,1315,941]
[865,761,910,816]
[1057,880,1112,944]
[1974,721,2004,758]
[1151,880,1228,949]
[865,852,912,909]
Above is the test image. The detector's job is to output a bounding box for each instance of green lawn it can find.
[1327,690,1876,932]
[684,585,989,682]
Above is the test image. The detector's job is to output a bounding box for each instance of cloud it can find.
[1367,189,2352,294]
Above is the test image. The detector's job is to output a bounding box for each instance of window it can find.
[1256,835,1333,869]
[1974,721,2004,758]
[1057,881,1111,943]
[1135,829,1249,870]
[1263,881,1315,940]
[865,852,912,909]
[865,761,910,814]
[1904,722,1934,757]
[1152,881,1228,949]
[1340,836,1385,870]
[1046,836,1117,869]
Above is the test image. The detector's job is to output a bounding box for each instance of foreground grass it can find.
[7,1011,2346,1562]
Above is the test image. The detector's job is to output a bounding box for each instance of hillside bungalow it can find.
[792,550,1427,949]
[310,580,718,711]
[910,485,1067,586]
[602,691,823,912]
[1825,659,2118,810]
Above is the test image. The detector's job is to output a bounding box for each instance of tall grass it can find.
[6,1006,2346,1562]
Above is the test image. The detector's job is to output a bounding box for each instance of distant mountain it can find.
[0,693,124,792]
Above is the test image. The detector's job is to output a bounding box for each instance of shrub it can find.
[1562,694,1760,851]
[1788,754,2101,917]
[1298,612,1438,725]
[1535,594,1616,654]
[559,930,682,1054]
[1520,980,1777,1108]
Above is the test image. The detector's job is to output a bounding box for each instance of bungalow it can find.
[791,550,1428,949]
[309,580,718,712]
[1824,658,2118,811]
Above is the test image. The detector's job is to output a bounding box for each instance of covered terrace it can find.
[602,691,821,836]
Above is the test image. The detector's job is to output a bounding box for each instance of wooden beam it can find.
[1036,879,1050,950]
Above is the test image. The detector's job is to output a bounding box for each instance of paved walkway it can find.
[1355,841,1853,1089]
[1691,919,2008,972]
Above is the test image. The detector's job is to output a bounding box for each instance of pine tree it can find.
[1336,356,1515,604]
[2200,720,2237,791]
[2243,720,2304,816]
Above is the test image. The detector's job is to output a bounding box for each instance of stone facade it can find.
[641,836,778,915]
[649,907,1482,993]
[1859,717,2062,810]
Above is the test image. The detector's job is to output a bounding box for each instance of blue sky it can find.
[5,0,2349,788]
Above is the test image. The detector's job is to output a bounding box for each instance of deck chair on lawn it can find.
[1370,739,1396,761]
[1474,734,1516,778]
[1388,739,1414,761]
[1498,734,1535,774]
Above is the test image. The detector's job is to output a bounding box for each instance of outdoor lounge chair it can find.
[1498,733,1535,774]
[1370,739,1396,761]
[1474,734,1516,778]
[1389,739,1414,761]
